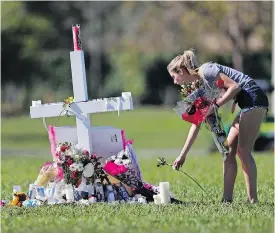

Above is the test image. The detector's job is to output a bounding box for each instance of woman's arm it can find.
[179,123,201,158]
[215,73,241,107]
[174,123,201,169]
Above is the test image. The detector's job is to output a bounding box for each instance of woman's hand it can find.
[173,155,186,170]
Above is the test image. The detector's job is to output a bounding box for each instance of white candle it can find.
[53,183,63,200]
[64,184,75,203]
[159,182,171,204]
[153,194,161,205]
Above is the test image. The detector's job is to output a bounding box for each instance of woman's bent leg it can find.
[238,108,266,203]
[223,117,239,202]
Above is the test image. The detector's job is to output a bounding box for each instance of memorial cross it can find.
[30,24,133,153]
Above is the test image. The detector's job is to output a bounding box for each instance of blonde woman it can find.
[167,50,269,204]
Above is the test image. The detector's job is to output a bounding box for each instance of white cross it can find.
[30,26,133,153]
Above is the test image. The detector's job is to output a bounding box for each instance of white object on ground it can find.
[153,194,161,205]
[159,182,171,205]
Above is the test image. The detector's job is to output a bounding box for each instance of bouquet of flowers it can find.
[103,143,183,203]
[174,78,229,159]
[54,142,109,186]
[174,78,222,125]
[103,143,143,189]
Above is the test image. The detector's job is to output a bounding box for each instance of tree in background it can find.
[1,1,273,114]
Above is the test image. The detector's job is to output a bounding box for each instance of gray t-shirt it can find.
[200,62,260,92]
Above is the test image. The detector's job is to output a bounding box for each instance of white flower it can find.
[110,155,117,161]
[117,151,124,159]
[74,154,80,160]
[56,145,61,153]
[66,149,73,156]
[69,163,77,171]
[59,153,65,161]
[122,159,131,165]
[53,157,59,163]
[115,159,123,165]
[75,163,84,171]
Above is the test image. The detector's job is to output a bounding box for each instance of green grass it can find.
[1,154,274,233]
[1,107,274,233]
[2,107,245,149]
[1,107,213,150]
[2,107,273,151]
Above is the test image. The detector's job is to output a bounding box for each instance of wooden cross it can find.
[29,24,133,153]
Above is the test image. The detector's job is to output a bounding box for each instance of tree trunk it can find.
[23,81,33,114]
[231,45,243,72]
[227,6,244,72]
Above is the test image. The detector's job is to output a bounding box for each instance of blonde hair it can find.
[167,49,200,76]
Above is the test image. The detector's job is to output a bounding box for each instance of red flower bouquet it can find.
[174,78,229,159]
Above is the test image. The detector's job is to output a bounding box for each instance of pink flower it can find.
[60,145,69,152]
[66,159,73,167]
[56,151,61,158]
[83,150,89,157]
[0,200,6,207]
[143,183,153,190]
[72,171,78,179]
[40,161,52,169]
[103,161,128,176]
[91,153,97,159]
[57,166,64,181]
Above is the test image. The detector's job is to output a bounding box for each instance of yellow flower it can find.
[68,96,74,103]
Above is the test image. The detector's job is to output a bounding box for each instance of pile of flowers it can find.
[1,141,185,207]
[103,143,143,189]
[54,142,109,186]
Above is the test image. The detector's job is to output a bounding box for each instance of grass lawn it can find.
[1,154,274,233]
[1,107,237,150]
[1,107,274,233]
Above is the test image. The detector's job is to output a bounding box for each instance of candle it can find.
[53,183,63,200]
[153,194,161,205]
[72,24,82,51]
[159,182,171,204]
[13,185,21,200]
[64,184,75,203]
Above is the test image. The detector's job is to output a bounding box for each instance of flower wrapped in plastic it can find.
[34,162,63,187]
[103,143,143,189]
[173,78,229,159]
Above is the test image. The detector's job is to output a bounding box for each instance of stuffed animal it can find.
[8,192,27,207]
